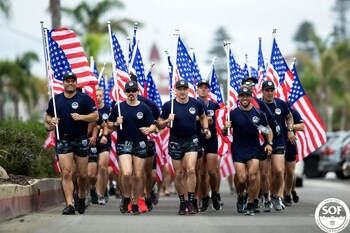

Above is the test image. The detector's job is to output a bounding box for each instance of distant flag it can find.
[128,23,138,64]
[175,36,196,97]
[47,28,98,87]
[242,63,258,79]
[267,37,294,101]
[207,61,224,107]
[146,68,163,109]
[289,62,326,162]
[109,31,130,102]
[191,51,202,85]
[108,76,115,105]
[129,43,146,96]
[255,38,266,98]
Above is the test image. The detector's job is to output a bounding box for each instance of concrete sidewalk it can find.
[0,178,64,221]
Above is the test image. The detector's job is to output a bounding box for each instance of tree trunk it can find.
[50,0,61,29]
[0,87,4,121]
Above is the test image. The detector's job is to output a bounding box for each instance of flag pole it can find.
[170,29,179,128]
[107,21,123,130]
[97,63,106,84]
[265,29,277,78]
[41,24,60,139]
[205,57,217,82]
[40,20,51,99]
[223,42,231,135]
[245,54,251,77]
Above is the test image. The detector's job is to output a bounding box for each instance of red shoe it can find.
[128,201,132,213]
[138,198,148,213]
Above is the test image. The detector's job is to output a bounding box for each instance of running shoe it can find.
[62,204,75,215]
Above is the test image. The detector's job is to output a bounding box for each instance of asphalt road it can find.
[0,173,349,233]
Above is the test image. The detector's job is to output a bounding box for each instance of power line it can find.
[0,24,41,43]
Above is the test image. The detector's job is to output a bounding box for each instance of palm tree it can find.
[0,0,11,19]
[61,0,138,60]
[0,52,40,121]
[295,35,350,131]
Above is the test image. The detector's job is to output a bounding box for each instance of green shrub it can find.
[0,120,59,178]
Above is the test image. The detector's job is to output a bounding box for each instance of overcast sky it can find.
[0,0,336,78]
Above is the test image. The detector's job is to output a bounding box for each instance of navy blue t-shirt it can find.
[46,92,97,138]
[160,97,204,138]
[99,104,111,122]
[286,108,304,155]
[149,100,161,119]
[108,101,155,142]
[230,107,269,159]
[257,98,290,146]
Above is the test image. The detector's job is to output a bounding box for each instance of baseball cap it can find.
[175,80,189,89]
[124,81,138,91]
[241,76,258,85]
[63,71,77,81]
[262,80,276,90]
[197,80,210,88]
[130,73,138,82]
[238,87,252,96]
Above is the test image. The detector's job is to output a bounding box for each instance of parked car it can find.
[304,131,350,179]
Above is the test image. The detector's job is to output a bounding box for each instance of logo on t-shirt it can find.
[189,107,196,114]
[252,116,259,123]
[136,112,144,119]
[102,113,109,120]
[208,110,214,117]
[275,108,281,115]
[72,102,79,109]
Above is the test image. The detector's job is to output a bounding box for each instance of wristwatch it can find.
[268,141,273,146]
[287,127,293,132]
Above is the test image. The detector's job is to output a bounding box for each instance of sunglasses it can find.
[244,81,256,87]
[126,89,138,93]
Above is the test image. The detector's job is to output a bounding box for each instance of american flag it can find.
[267,38,294,101]
[289,62,326,161]
[109,31,130,103]
[220,151,235,178]
[242,63,258,79]
[146,69,163,110]
[98,75,111,105]
[47,28,97,87]
[175,36,196,97]
[128,24,137,64]
[255,38,266,98]
[129,44,146,96]
[191,51,202,85]
[108,76,115,105]
[154,134,165,184]
[227,49,244,106]
[207,63,224,107]
[43,132,61,174]
[109,131,120,174]
[161,128,175,177]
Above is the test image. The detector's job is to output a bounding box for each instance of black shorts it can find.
[259,145,286,161]
[203,138,218,154]
[88,146,98,163]
[285,143,297,162]
[56,135,89,157]
[116,139,148,159]
[147,141,156,158]
[233,155,259,164]
[168,135,198,160]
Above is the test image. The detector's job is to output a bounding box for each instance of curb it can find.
[0,178,64,221]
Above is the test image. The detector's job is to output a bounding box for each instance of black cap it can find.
[241,76,258,85]
[175,80,189,89]
[197,80,210,88]
[238,87,252,96]
[130,73,138,82]
[125,81,138,91]
[262,80,276,90]
[63,71,77,80]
